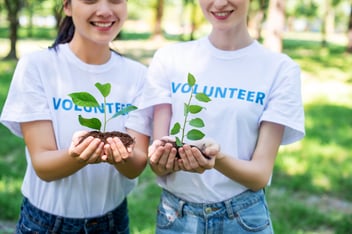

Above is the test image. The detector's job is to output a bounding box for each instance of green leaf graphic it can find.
[69,92,100,107]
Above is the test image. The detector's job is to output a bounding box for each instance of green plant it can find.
[170,73,211,147]
[69,82,137,132]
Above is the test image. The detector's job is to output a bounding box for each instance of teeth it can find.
[94,22,112,28]
[215,12,229,17]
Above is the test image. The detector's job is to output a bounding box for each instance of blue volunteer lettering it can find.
[52,97,131,114]
[171,82,266,105]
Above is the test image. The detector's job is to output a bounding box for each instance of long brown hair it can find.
[49,0,74,50]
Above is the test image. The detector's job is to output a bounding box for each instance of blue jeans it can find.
[156,189,274,234]
[16,197,129,234]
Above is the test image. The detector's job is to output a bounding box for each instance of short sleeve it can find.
[139,48,173,109]
[0,53,51,137]
[260,62,305,145]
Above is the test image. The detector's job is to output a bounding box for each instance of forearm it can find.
[214,122,283,190]
[214,154,273,191]
[114,148,147,179]
[32,149,86,182]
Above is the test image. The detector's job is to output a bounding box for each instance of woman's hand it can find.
[103,137,134,165]
[177,142,218,173]
[148,138,180,175]
[69,131,104,164]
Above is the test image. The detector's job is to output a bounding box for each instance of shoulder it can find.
[17,47,66,74]
[254,42,299,69]
[155,39,200,56]
[113,52,146,71]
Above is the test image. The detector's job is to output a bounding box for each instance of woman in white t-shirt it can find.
[0,0,151,233]
[144,0,305,233]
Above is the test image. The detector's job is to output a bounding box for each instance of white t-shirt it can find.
[141,37,305,203]
[0,44,151,218]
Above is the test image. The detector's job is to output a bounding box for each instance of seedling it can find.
[68,82,137,147]
[170,73,211,147]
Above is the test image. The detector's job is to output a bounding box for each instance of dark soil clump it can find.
[161,140,210,159]
[79,131,135,147]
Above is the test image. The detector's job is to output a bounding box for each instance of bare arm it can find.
[21,120,104,182]
[108,129,149,179]
[214,121,284,191]
[153,103,172,139]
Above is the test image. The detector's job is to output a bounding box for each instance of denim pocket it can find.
[235,198,271,232]
[156,196,179,229]
[17,216,43,234]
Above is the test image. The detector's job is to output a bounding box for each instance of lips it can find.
[212,10,233,19]
[91,21,114,28]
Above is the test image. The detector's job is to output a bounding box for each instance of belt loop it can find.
[107,211,115,231]
[177,200,186,218]
[224,199,235,219]
[52,216,62,233]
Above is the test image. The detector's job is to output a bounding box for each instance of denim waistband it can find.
[22,197,127,232]
[162,189,265,219]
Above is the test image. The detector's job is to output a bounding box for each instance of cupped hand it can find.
[69,131,104,164]
[148,138,179,174]
[103,137,134,164]
[192,138,221,158]
[177,144,216,173]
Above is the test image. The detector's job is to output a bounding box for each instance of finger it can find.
[86,141,104,164]
[178,145,198,170]
[70,136,94,158]
[108,137,128,163]
[164,146,177,170]
[160,136,176,142]
[77,138,102,161]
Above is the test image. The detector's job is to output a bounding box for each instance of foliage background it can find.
[0,0,352,233]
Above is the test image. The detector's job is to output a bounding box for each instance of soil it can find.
[79,131,135,147]
[161,140,210,159]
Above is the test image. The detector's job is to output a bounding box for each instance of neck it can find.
[208,28,253,51]
[69,39,111,65]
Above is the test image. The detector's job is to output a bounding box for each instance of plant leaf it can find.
[69,92,100,107]
[186,129,205,140]
[175,137,182,147]
[78,115,101,130]
[189,118,205,128]
[170,122,181,135]
[195,93,211,103]
[189,105,202,114]
[187,73,196,87]
[111,105,138,119]
[95,82,111,98]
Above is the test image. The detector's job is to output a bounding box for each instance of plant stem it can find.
[103,96,107,132]
[180,86,194,143]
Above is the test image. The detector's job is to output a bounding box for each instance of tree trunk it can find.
[347,3,352,53]
[153,0,164,38]
[263,0,285,53]
[189,1,197,41]
[3,0,23,60]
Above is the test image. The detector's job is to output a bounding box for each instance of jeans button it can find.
[205,207,212,213]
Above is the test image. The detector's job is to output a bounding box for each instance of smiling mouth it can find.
[212,10,234,18]
[92,22,115,28]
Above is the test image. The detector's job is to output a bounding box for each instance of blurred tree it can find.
[53,0,63,29]
[320,0,345,47]
[153,0,164,38]
[248,0,269,40]
[286,0,318,31]
[3,0,24,60]
[348,2,352,53]
[186,0,200,40]
[264,0,286,52]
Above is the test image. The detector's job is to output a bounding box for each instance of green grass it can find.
[1,33,352,233]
